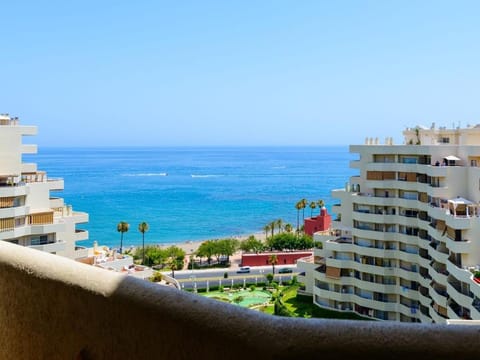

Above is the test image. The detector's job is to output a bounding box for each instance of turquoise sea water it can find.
[25,147,356,249]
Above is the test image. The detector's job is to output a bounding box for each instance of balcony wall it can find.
[0,241,479,359]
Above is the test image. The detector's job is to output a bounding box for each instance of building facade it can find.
[298,124,480,323]
[0,114,89,259]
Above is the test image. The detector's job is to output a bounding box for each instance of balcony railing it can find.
[0,241,480,358]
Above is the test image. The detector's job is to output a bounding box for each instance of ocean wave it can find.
[191,174,223,178]
[272,166,286,169]
[122,173,168,177]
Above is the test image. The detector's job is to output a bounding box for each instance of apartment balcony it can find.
[71,211,89,223]
[446,259,474,285]
[430,267,448,287]
[445,214,474,230]
[74,246,89,259]
[351,193,399,206]
[47,178,64,191]
[395,267,420,282]
[352,211,399,224]
[353,228,397,241]
[29,222,66,235]
[49,197,64,208]
[21,144,37,154]
[0,184,29,197]
[28,240,66,253]
[429,250,449,267]
[430,307,448,324]
[430,286,448,307]
[0,205,29,218]
[418,288,431,308]
[73,229,89,241]
[397,303,421,319]
[3,234,479,357]
[428,205,448,221]
[366,180,420,192]
[426,186,448,199]
[349,160,360,169]
[445,236,472,254]
[446,283,473,309]
[21,163,37,173]
[396,250,420,264]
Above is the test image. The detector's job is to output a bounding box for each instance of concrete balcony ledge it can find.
[1,241,480,359]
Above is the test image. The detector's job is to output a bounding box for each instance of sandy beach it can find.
[158,232,266,255]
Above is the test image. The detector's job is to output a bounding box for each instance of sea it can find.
[24,146,357,249]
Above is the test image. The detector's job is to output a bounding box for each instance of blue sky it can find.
[2,1,479,146]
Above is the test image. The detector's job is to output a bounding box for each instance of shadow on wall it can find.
[0,241,479,359]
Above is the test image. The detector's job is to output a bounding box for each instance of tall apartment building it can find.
[0,114,89,259]
[298,123,480,323]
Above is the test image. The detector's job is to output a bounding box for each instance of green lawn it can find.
[281,286,369,320]
[193,283,371,321]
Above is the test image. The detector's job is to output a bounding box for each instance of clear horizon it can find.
[3,1,480,147]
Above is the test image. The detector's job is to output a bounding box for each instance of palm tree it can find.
[276,219,283,234]
[284,223,293,233]
[170,258,178,278]
[263,224,271,239]
[295,201,303,233]
[270,221,276,238]
[301,198,308,221]
[117,221,129,254]
[269,254,278,275]
[309,201,317,217]
[317,199,325,214]
[138,222,149,265]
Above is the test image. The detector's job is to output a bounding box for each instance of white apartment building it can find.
[298,123,480,323]
[0,114,89,259]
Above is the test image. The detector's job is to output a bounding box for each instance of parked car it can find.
[237,266,251,273]
[278,268,293,274]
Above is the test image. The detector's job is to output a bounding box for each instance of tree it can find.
[270,221,276,238]
[265,273,274,284]
[309,201,316,217]
[263,224,271,239]
[317,199,325,214]
[240,235,264,253]
[269,254,278,275]
[169,258,178,278]
[295,201,303,233]
[138,222,149,264]
[141,246,166,267]
[284,223,293,233]
[276,219,283,234]
[217,238,239,263]
[117,221,129,254]
[301,198,308,221]
[197,240,216,264]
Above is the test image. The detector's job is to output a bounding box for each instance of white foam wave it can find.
[191,174,223,178]
[122,173,168,177]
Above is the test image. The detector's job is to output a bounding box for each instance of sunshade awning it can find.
[444,155,461,161]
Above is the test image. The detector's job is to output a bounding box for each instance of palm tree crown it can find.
[309,201,317,217]
[117,221,130,254]
[268,254,278,275]
[138,222,149,264]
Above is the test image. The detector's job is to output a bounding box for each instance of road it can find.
[170,265,298,290]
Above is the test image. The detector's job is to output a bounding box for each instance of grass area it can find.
[202,289,271,308]
[192,283,371,321]
[281,286,369,320]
